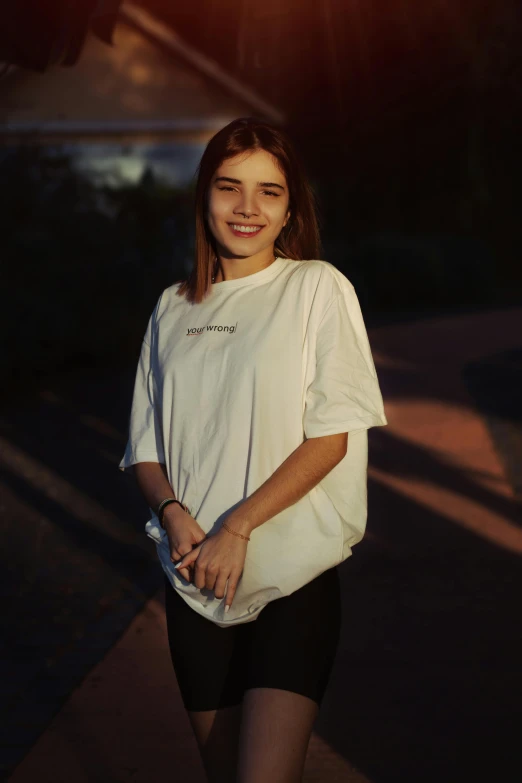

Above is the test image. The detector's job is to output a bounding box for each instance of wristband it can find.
[158,498,189,528]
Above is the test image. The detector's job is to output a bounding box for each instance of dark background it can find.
[145,0,522,300]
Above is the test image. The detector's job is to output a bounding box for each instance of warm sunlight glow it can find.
[370,399,522,553]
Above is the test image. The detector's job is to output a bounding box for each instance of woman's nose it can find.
[234,192,258,216]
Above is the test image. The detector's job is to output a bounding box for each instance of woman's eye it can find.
[217,186,279,197]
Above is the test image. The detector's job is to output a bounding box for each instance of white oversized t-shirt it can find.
[119,257,388,626]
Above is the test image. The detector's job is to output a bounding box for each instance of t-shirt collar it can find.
[210,256,286,292]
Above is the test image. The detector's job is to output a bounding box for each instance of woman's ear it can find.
[283,210,291,228]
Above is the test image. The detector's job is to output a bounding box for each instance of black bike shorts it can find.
[164,565,341,712]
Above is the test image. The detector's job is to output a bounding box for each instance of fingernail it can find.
[224,605,230,613]
[174,562,182,569]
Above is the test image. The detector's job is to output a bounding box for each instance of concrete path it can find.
[5,306,522,783]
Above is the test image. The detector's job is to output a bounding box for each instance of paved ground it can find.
[1,305,521,782]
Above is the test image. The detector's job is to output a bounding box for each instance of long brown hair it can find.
[176,117,321,304]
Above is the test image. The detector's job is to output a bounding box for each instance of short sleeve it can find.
[119,305,166,473]
[303,283,388,438]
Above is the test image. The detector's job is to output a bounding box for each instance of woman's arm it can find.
[132,462,181,520]
[224,432,348,537]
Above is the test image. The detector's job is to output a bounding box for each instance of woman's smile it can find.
[227,223,265,238]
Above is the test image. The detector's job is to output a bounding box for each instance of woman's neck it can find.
[213,250,276,284]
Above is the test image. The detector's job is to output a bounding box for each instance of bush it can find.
[1,144,194,392]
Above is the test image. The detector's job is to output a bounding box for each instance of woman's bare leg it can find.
[237,687,319,783]
[188,703,243,783]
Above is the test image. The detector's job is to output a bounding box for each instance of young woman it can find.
[119,117,387,782]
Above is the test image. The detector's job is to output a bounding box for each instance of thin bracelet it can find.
[222,521,250,541]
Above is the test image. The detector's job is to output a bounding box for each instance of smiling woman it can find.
[119,117,388,782]
[176,116,320,303]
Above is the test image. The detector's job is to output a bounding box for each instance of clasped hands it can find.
[175,523,249,612]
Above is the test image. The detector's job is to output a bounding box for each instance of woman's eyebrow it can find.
[214,176,241,185]
[214,176,285,191]
[259,181,285,191]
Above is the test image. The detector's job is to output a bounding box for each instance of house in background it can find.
[0,2,284,189]
[0,5,285,384]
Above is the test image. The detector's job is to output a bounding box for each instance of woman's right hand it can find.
[162,503,208,583]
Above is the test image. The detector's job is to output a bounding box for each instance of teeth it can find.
[231,225,262,233]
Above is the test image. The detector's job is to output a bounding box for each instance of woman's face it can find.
[207,149,290,259]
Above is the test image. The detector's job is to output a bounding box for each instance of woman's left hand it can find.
[174,524,249,611]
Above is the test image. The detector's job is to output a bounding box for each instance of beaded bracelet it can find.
[222,521,250,541]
